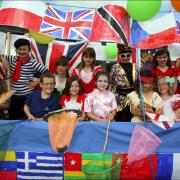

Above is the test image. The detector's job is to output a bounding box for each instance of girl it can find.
[110,44,136,122]
[128,69,163,122]
[71,47,103,94]
[54,56,69,96]
[60,76,86,121]
[156,76,180,121]
[24,73,58,120]
[153,47,178,92]
[84,70,117,122]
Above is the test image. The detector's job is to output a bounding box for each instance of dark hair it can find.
[40,73,55,83]
[55,56,69,78]
[95,70,110,89]
[135,69,154,96]
[14,38,31,50]
[63,76,83,96]
[117,44,132,54]
[79,47,96,71]
[153,47,171,68]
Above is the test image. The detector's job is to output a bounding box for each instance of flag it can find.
[176,20,180,43]
[16,151,64,180]
[0,151,17,180]
[120,154,158,180]
[64,152,122,180]
[145,111,175,130]
[131,12,178,48]
[40,5,95,41]
[0,1,46,32]
[172,153,180,180]
[156,154,173,180]
[31,40,87,73]
[90,5,130,44]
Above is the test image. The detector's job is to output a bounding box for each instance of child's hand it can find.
[28,114,36,121]
[27,81,39,89]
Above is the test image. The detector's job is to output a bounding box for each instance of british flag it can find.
[40,5,95,41]
[31,39,88,74]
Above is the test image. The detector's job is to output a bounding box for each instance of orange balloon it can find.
[171,0,180,12]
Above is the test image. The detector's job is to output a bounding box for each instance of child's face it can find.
[96,75,108,91]
[70,80,80,96]
[156,53,168,66]
[83,55,94,66]
[40,78,55,95]
[16,45,30,59]
[157,78,169,95]
[175,108,180,119]
[142,82,153,92]
[56,65,68,75]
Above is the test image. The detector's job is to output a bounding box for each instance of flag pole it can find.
[6,32,11,90]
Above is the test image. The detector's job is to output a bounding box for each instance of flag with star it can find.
[64,152,122,180]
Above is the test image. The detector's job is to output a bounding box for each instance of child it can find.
[0,38,49,119]
[54,56,69,96]
[24,73,58,120]
[110,44,136,122]
[84,70,117,122]
[128,69,163,122]
[153,47,178,92]
[60,76,86,121]
[71,47,103,94]
[156,76,180,121]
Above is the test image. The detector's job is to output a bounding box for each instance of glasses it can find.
[120,53,131,58]
[42,83,55,86]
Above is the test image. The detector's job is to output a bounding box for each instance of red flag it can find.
[90,5,130,44]
[0,171,16,180]
[0,1,46,31]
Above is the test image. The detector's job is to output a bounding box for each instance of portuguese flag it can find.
[64,152,122,180]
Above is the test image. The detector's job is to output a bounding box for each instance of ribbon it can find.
[165,76,175,87]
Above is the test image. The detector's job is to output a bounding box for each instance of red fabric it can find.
[64,152,82,171]
[71,66,103,94]
[60,94,86,111]
[140,76,154,82]
[153,67,177,78]
[120,154,157,180]
[0,171,16,180]
[11,56,30,82]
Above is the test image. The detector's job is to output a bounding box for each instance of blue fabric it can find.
[156,154,173,180]
[25,91,59,118]
[1,120,180,153]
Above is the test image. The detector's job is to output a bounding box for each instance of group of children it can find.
[0,38,179,122]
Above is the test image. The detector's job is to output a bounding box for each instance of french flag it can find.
[0,1,46,32]
[131,13,178,49]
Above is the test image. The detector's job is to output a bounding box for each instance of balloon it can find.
[127,0,162,22]
[29,30,55,44]
[105,43,118,59]
[171,0,180,12]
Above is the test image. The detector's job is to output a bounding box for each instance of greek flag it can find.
[16,151,63,180]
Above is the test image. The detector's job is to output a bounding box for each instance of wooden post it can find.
[6,32,11,90]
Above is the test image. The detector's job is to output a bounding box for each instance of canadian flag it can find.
[0,1,46,31]
[146,110,175,130]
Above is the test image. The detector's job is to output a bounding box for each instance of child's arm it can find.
[0,55,9,74]
[24,104,36,120]
[77,112,86,121]
[108,110,116,121]
[0,101,10,110]
[86,112,108,122]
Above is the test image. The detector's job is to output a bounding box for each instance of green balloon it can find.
[105,43,118,59]
[127,0,162,22]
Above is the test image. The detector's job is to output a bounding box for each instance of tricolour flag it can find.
[0,151,17,180]
[64,152,122,180]
[16,151,64,180]
[40,5,95,41]
[131,12,178,48]
[31,40,87,73]
[0,1,46,32]
[90,5,130,44]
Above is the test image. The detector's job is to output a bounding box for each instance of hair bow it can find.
[165,76,174,87]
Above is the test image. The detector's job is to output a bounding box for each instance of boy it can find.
[0,38,49,119]
[24,73,58,120]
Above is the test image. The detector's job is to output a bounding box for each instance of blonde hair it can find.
[156,76,174,95]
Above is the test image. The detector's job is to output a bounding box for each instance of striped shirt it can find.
[6,55,48,96]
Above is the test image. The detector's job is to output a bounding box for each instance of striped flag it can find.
[31,40,87,73]
[16,151,64,180]
[64,152,121,180]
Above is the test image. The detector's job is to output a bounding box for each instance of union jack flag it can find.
[40,5,95,41]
